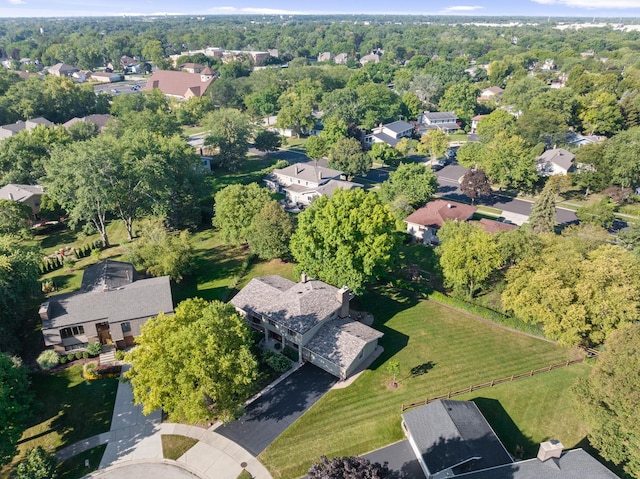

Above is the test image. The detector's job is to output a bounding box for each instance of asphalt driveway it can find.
[216,364,337,456]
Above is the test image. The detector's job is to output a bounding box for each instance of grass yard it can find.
[2,366,117,478]
[56,444,106,479]
[259,287,582,479]
[161,435,198,460]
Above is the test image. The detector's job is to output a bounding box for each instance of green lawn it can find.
[161,435,198,460]
[259,287,581,479]
[56,444,106,479]
[3,366,117,478]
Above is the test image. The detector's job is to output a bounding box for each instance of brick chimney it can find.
[337,286,351,318]
[39,302,51,321]
[537,440,564,462]
[301,272,308,283]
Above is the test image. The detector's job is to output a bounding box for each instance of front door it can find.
[96,322,112,345]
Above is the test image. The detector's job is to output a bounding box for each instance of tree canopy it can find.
[0,199,32,238]
[290,188,399,294]
[203,108,252,171]
[213,183,273,244]
[378,162,438,209]
[573,323,640,478]
[308,456,389,479]
[328,137,371,179]
[247,200,295,260]
[0,353,32,466]
[125,298,258,423]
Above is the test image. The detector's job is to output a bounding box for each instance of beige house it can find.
[0,183,45,214]
[231,275,383,379]
[404,199,477,245]
[0,117,53,140]
[40,260,173,354]
[536,147,575,176]
[143,69,215,100]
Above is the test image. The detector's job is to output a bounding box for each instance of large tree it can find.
[573,323,640,478]
[0,236,42,354]
[290,188,399,294]
[378,162,438,209]
[528,176,571,234]
[481,133,537,192]
[438,82,479,127]
[0,199,32,237]
[308,456,389,479]
[502,241,640,346]
[14,446,57,479]
[247,200,295,260]
[418,129,449,161]
[437,220,503,298]
[125,298,258,423]
[0,353,32,466]
[213,183,272,244]
[203,108,252,171]
[460,168,492,204]
[328,137,372,179]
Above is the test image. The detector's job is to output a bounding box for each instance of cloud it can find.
[207,6,305,15]
[441,5,484,13]
[8,0,26,4]
[531,0,640,8]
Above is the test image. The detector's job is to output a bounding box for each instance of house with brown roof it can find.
[178,63,207,73]
[47,62,80,77]
[404,199,477,245]
[142,69,215,100]
[63,114,113,132]
[474,218,517,234]
[479,86,504,102]
[39,260,174,354]
[231,274,383,379]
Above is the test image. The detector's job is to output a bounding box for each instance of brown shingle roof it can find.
[475,218,517,233]
[404,200,476,229]
[142,70,214,99]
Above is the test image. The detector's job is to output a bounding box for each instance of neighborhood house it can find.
[266,162,362,207]
[364,120,414,147]
[402,399,619,479]
[230,274,383,379]
[0,183,45,215]
[536,147,576,176]
[39,260,174,354]
[143,68,215,100]
[404,199,477,245]
[416,111,460,135]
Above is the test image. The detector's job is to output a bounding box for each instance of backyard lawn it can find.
[2,366,117,479]
[57,444,107,479]
[259,287,588,479]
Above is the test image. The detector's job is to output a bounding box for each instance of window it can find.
[287,328,297,339]
[64,343,87,352]
[121,322,131,333]
[60,325,85,338]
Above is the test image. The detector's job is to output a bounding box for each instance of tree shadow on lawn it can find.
[42,274,78,292]
[36,227,79,251]
[472,397,536,460]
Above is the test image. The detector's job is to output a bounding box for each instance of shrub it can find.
[36,350,60,370]
[75,351,83,360]
[282,347,299,363]
[82,351,89,359]
[59,356,67,364]
[114,350,126,361]
[263,350,291,372]
[66,353,75,362]
[83,362,98,379]
[87,342,102,356]
[96,364,122,378]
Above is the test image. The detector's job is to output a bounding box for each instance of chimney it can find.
[301,272,308,283]
[39,302,51,321]
[537,440,564,462]
[337,286,351,318]
[8,192,13,201]
[295,165,300,175]
[447,203,453,208]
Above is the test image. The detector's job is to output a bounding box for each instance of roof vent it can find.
[447,203,453,208]
[537,440,564,462]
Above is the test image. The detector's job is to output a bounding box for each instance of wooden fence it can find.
[401,357,585,412]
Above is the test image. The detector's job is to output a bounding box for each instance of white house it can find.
[364,120,413,147]
[417,111,460,135]
[266,162,361,206]
[536,147,575,176]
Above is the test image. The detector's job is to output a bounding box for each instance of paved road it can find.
[215,364,336,456]
[91,462,198,479]
[363,440,425,479]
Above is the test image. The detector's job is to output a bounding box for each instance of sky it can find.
[2,0,640,18]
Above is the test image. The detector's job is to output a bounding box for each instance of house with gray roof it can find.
[230,274,383,379]
[0,117,53,140]
[536,147,575,176]
[401,399,619,479]
[0,183,44,214]
[417,111,460,135]
[267,162,362,207]
[47,62,80,77]
[39,260,174,354]
[364,120,413,148]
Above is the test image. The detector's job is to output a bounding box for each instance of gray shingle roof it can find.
[273,163,342,185]
[42,275,173,332]
[304,318,383,370]
[230,276,343,335]
[456,449,619,479]
[422,111,458,121]
[371,131,402,146]
[384,120,413,134]
[402,400,513,476]
[537,148,575,171]
[80,260,136,292]
[0,183,44,202]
